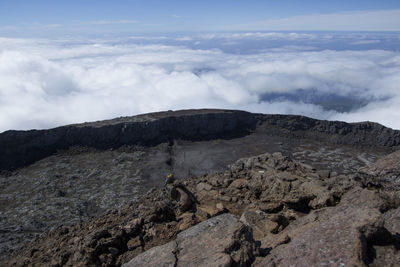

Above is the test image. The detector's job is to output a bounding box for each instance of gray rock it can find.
[123,213,258,267]
[123,240,177,267]
[384,207,400,235]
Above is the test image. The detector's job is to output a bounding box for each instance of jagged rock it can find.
[3,148,400,266]
[239,211,277,240]
[123,240,177,267]
[177,212,197,231]
[196,182,213,191]
[384,207,400,235]
[123,214,258,267]
[176,187,192,212]
[361,149,400,190]
[255,187,395,267]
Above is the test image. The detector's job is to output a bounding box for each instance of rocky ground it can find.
[3,152,400,266]
[1,109,400,266]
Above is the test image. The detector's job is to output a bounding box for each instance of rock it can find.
[123,218,143,234]
[2,109,399,263]
[229,179,248,190]
[215,203,225,211]
[196,182,212,191]
[195,207,210,221]
[108,247,120,256]
[123,214,258,267]
[178,212,196,232]
[361,149,400,190]
[196,204,224,218]
[239,211,278,240]
[127,236,142,250]
[384,207,400,235]
[3,145,399,266]
[317,170,331,179]
[257,202,283,213]
[0,110,259,172]
[176,188,192,212]
[255,187,392,267]
[123,239,177,267]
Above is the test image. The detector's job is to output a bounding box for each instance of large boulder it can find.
[361,149,400,191]
[123,213,258,267]
[254,187,393,266]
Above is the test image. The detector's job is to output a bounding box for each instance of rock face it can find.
[1,109,399,172]
[123,214,257,267]
[254,187,394,266]
[361,149,400,190]
[0,110,258,171]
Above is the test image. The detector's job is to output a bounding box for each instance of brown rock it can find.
[229,179,248,189]
[196,182,212,191]
[178,212,196,232]
[176,188,192,212]
[255,187,390,267]
[240,211,278,240]
[127,236,142,250]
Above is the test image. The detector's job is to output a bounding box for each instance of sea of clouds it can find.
[1,32,400,132]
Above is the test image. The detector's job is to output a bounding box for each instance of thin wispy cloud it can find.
[90,20,139,25]
[241,9,400,31]
[169,14,190,19]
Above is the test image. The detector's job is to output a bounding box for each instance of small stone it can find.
[229,179,248,189]
[218,195,232,202]
[108,247,119,256]
[216,203,225,211]
[196,182,212,191]
[127,236,142,250]
[317,170,331,179]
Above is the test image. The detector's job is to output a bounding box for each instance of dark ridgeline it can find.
[0,109,399,171]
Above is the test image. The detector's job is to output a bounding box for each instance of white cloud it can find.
[1,34,400,133]
[241,9,400,31]
[199,32,316,40]
[169,14,190,19]
[90,20,138,25]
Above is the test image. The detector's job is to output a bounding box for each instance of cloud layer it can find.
[1,33,400,132]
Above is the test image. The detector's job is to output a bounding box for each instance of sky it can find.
[0,1,400,132]
[1,0,400,35]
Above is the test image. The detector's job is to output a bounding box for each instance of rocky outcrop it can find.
[260,114,400,147]
[7,151,400,267]
[254,187,397,266]
[0,110,258,171]
[361,149,400,190]
[123,214,258,267]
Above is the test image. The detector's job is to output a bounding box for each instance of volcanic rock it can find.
[123,213,258,267]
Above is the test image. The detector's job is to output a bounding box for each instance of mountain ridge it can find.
[1,109,399,171]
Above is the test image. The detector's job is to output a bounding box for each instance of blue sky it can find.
[1,0,400,36]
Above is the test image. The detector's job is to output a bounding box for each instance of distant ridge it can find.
[1,109,399,171]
